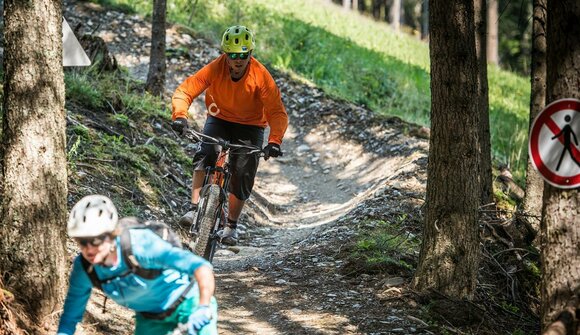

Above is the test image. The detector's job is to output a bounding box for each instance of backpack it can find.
[80,217,183,291]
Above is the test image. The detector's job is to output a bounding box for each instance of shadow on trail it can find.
[215,268,357,335]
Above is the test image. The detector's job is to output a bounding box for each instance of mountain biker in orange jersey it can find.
[57,195,218,335]
[171,25,288,245]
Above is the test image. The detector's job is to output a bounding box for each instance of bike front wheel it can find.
[194,184,222,262]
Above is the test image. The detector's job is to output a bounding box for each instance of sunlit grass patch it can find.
[65,72,103,109]
[344,218,420,275]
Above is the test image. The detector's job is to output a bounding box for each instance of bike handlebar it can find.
[185,129,283,157]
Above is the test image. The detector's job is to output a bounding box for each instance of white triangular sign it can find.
[63,17,91,66]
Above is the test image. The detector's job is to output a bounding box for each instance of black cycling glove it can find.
[263,143,281,161]
[171,117,188,134]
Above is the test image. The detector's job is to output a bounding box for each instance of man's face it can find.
[225,51,251,77]
[76,234,113,264]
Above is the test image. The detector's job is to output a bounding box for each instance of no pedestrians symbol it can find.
[529,98,580,189]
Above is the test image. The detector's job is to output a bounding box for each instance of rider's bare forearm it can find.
[194,265,215,306]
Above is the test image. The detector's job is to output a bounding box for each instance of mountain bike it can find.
[185,129,264,262]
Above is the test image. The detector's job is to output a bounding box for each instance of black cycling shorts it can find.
[192,116,265,201]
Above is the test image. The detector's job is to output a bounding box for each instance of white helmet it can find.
[67,195,118,237]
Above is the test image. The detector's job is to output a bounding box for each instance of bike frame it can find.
[196,149,231,236]
[202,150,232,194]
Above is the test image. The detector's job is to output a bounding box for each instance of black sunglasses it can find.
[227,52,250,60]
[75,234,109,247]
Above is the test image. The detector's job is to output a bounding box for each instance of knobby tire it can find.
[194,184,221,262]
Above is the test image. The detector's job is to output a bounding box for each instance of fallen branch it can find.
[406,314,430,328]
[482,245,517,300]
[84,119,124,138]
[83,157,115,163]
[159,192,174,214]
[83,171,134,195]
[163,170,188,189]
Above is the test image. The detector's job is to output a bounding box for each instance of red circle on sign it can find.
[529,98,580,188]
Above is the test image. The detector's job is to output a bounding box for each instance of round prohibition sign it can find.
[528,98,580,189]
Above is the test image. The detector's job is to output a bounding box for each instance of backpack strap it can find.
[80,256,103,291]
[139,278,197,320]
[120,229,163,280]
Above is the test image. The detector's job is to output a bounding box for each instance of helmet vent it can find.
[98,209,103,217]
[235,28,240,33]
[83,215,87,223]
[225,35,229,41]
[245,34,249,40]
[234,38,239,44]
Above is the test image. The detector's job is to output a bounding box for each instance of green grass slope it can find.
[64,68,193,220]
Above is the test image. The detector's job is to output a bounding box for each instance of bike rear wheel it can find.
[194,184,221,262]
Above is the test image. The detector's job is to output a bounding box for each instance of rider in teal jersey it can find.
[56,195,218,335]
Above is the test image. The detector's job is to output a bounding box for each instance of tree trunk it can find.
[372,0,382,19]
[146,0,167,96]
[541,186,580,329]
[358,0,366,13]
[540,0,580,330]
[1,0,68,320]
[474,0,492,206]
[352,0,358,11]
[522,0,547,236]
[542,308,580,335]
[342,0,350,10]
[412,0,482,300]
[421,0,429,40]
[486,0,499,64]
[389,0,401,31]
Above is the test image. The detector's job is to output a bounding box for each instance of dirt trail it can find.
[65,2,430,334]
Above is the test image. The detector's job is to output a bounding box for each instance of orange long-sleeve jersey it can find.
[172,54,288,145]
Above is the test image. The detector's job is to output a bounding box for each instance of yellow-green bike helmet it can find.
[221,25,255,53]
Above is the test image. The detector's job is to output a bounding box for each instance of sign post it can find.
[528,98,580,189]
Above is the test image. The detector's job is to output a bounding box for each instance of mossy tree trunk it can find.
[146,0,167,96]
[1,0,68,320]
[522,0,547,236]
[474,0,492,206]
[412,0,482,300]
[540,0,580,330]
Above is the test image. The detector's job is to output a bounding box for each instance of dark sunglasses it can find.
[75,234,109,247]
[227,52,250,60]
